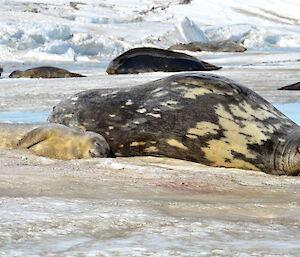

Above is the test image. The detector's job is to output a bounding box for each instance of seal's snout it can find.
[274,131,300,175]
[284,142,300,176]
[289,145,300,176]
[9,71,19,78]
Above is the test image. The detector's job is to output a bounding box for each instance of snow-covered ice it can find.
[0,0,299,63]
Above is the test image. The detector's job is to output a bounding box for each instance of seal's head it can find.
[16,124,111,160]
[274,129,300,175]
[9,70,22,78]
[84,131,110,158]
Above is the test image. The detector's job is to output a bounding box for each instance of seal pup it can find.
[169,40,247,52]
[106,47,221,74]
[9,66,86,78]
[278,82,300,90]
[0,123,110,159]
[48,73,300,175]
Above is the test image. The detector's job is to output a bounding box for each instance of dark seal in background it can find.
[106,47,221,74]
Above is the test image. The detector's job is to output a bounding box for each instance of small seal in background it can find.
[169,40,247,52]
[9,66,86,78]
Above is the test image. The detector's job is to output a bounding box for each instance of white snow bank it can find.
[175,18,300,49]
[177,17,209,43]
[167,0,300,49]
[0,22,124,63]
[0,0,299,63]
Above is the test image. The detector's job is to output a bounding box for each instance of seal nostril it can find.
[89,150,101,158]
[295,146,300,157]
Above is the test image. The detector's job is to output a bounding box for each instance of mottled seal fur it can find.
[9,66,86,78]
[0,123,110,159]
[278,82,300,90]
[106,47,221,74]
[169,40,247,52]
[48,73,300,175]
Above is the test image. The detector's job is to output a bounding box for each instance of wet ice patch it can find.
[0,110,49,123]
[274,102,300,125]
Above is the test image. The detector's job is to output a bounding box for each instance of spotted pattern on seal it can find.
[48,73,300,175]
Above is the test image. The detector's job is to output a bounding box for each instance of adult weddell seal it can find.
[0,123,110,159]
[48,73,300,175]
[106,47,221,74]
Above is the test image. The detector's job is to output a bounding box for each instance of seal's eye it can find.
[94,140,103,148]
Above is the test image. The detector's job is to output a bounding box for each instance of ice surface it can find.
[0,1,300,256]
[273,102,300,125]
[1,152,300,256]
[1,58,300,256]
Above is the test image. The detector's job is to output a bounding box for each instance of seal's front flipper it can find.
[16,127,49,149]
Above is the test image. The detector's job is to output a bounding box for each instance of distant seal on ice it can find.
[48,73,300,175]
[169,40,247,52]
[0,123,110,159]
[278,82,300,90]
[0,67,3,77]
[9,66,86,78]
[106,47,221,74]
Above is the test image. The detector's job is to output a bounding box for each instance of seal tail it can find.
[69,73,86,77]
[201,61,222,71]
